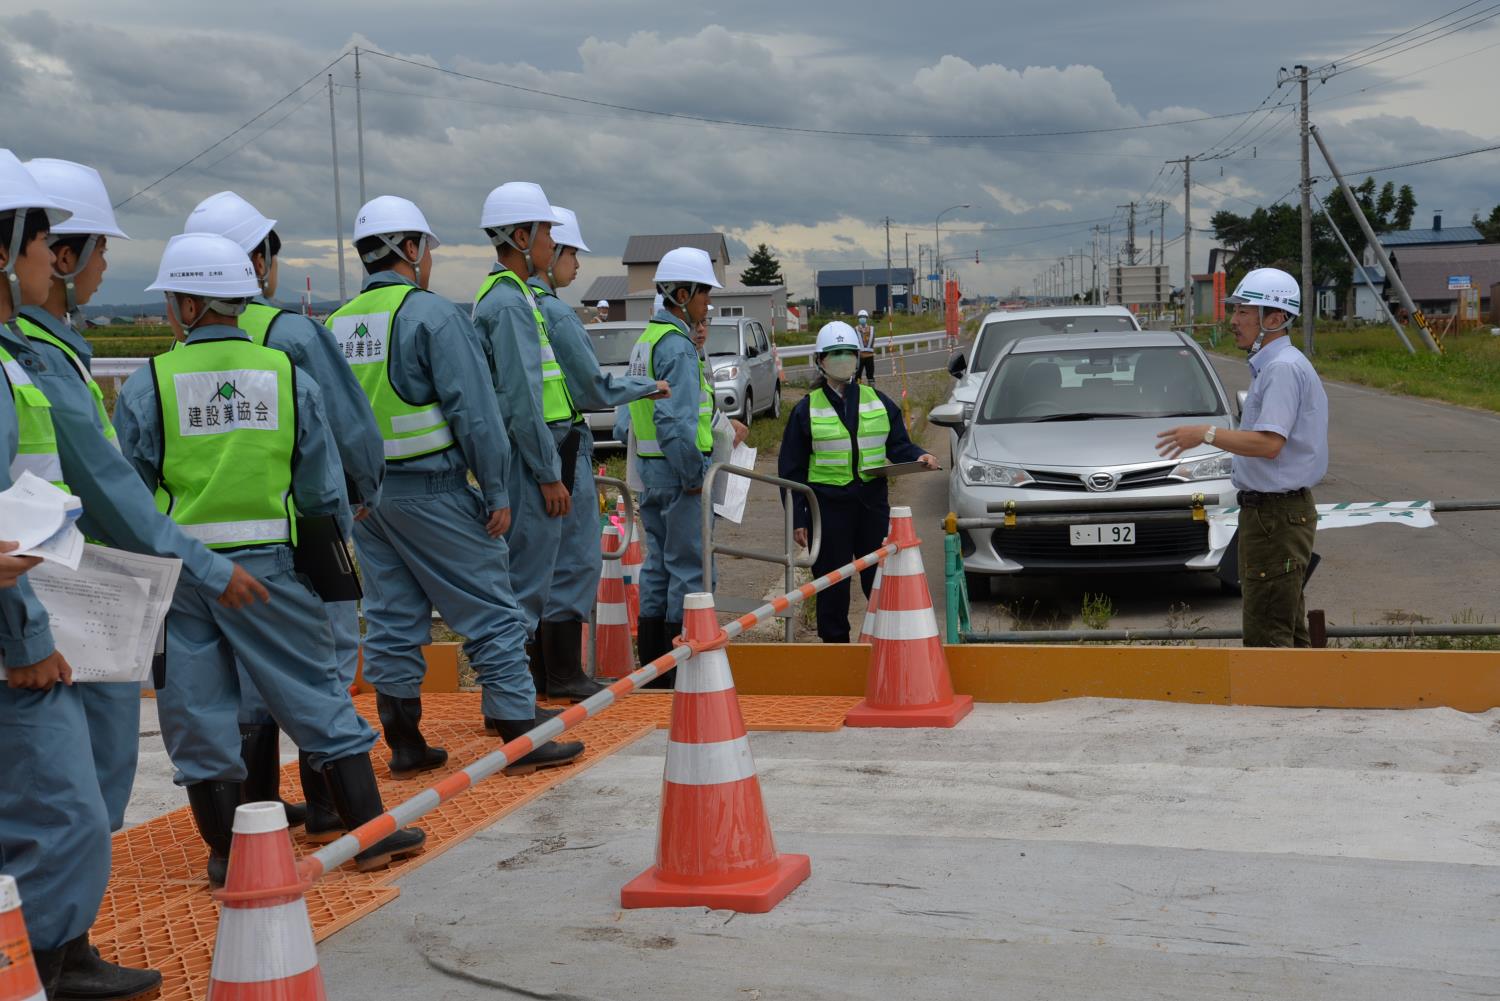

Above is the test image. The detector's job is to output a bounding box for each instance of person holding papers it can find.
[114,233,426,889]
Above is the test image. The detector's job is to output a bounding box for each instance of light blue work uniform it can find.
[235,298,385,724]
[347,273,535,722]
[614,309,712,622]
[18,307,237,829]
[1233,336,1329,493]
[114,327,376,785]
[529,277,657,621]
[0,321,111,953]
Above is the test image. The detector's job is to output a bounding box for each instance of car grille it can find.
[1022,463,1178,492]
[991,521,1209,569]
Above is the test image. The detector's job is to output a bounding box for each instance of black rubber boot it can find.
[185,780,239,887]
[486,703,562,735]
[52,932,162,1001]
[484,715,585,775]
[526,636,547,701]
[641,619,681,690]
[636,615,667,667]
[239,722,306,827]
[542,619,603,703]
[322,753,427,872]
[298,750,346,844]
[32,945,65,998]
[375,692,448,779]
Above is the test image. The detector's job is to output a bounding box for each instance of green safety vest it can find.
[807,384,890,486]
[151,336,297,549]
[15,315,118,451]
[1,342,64,488]
[627,321,713,457]
[327,284,455,461]
[237,301,284,346]
[474,270,578,424]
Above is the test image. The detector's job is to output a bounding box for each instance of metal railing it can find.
[961,623,1500,645]
[775,329,949,363]
[701,462,821,642]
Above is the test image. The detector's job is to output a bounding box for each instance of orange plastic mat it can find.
[93,691,854,1000]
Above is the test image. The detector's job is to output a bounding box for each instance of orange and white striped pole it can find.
[858,564,883,644]
[0,876,45,1001]
[594,525,634,679]
[846,506,973,728]
[618,497,644,636]
[621,592,810,912]
[207,803,325,1000]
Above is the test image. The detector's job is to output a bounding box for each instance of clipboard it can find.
[293,515,364,602]
[867,460,939,478]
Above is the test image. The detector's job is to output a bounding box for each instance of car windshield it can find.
[707,323,741,356]
[588,326,645,366]
[978,345,1224,424]
[971,316,1138,373]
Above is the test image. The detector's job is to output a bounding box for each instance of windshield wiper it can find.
[1154,410,1218,418]
[1022,412,1142,422]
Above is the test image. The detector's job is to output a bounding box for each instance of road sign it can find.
[927,273,940,282]
[1448,275,1472,290]
[890,284,908,296]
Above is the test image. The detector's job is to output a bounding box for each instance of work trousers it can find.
[638,478,707,623]
[859,354,876,384]
[544,432,601,623]
[0,683,111,950]
[1237,489,1317,648]
[155,546,376,786]
[504,424,573,635]
[810,494,887,643]
[80,681,140,831]
[354,471,535,721]
[238,599,359,723]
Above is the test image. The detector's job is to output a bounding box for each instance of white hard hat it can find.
[550,205,590,252]
[857,308,869,318]
[184,191,272,253]
[596,299,609,308]
[24,159,128,240]
[654,247,722,289]
[146,233,260,297]
[0,149,71,227]
[817,320,861,353]
[1224,267,1301,317]
[353,196,441,247]
[480,182,563,231]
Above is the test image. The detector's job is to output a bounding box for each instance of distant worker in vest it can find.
[0,150,167,1001]
[778,321,937,643]
[1157,267,1328,647]
[525,205,665,701]
[622,247,721,671]
[855,308,877,384]
[114,233,426,887]
[330,196,579,772]
[185,189,386,840]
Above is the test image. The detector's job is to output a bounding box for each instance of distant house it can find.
[1350,265,1388,322]
[815,267,914,315]
[1374,213,1484,256]
[1384,243,1500,317]
[580,275,629,321]
[621,233,730,293]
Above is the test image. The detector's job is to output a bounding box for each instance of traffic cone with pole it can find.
[0,876,45,1001]
[618,497,644,637]
[594,525,634,679]
[621,592,810,912]
[846,506,973,728]
[858,565,883,644]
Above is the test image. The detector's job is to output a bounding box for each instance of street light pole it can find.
[935,202,969,307]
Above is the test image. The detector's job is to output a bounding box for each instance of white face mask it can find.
[821,353,859,381]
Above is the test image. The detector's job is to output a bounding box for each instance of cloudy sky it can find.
[6,1,1497,309]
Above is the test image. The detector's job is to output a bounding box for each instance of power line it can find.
[1350,141,1500,174]
[1316,1,1485,70]
[1323,4,1500,78]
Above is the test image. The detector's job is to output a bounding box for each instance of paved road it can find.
[908,350,1500,636]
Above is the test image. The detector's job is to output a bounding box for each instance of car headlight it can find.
[714,365,739,380]
[961,460,1034,487]
[1171,452,1232,481]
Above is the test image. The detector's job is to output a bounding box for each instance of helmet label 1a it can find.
[173,369,280,435]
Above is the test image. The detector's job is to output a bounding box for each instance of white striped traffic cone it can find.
[619,498,644,637]
[0,876,44,1001]
[621,592,810,912]
[846,506,973,728]
[858,564,883,644]
[206,803,325,1000]
[594,525,634,679]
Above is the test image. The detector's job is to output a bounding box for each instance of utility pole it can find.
[1167,155,1193,325]
[884,216,893,328]
[327,74,347,301]
[1158,202,1167,264]
[1117,202,1138,265]
[904,232,911,314]
[1278,64,1315,354]
[354,46,367,206]
[1316,197,1413,354]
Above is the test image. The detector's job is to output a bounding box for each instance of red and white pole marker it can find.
[0,876,45,1001]
[207,803,325,1000]
[621,592,810,912]
[846,506,973,728]
[594,525,634,679]
[619,499,645,638]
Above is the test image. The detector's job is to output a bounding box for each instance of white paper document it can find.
[713,444,758,524]
[24,543,182,683]
[0,471,85,569]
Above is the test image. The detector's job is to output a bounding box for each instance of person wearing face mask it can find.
[778,321,937,643]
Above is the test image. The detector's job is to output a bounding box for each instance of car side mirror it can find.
[929,402,967,429]
[946,350,968,378]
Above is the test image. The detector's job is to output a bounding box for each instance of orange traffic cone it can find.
[207,802,325,1000]
[0,876,45,1001]
[594,525,634,679]
[846,506,973,728]
[858,564,883,644]
[621,592,810,912]
[619,499,644,637]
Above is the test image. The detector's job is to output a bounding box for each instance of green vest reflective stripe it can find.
[807,385,890,485]
[15,315,117,451]
[1,343,64,487]
[474,270,578,424]
[627,321,713,457]
[327,284,454,461]
[237,301,284,347]
[152,337,297,549]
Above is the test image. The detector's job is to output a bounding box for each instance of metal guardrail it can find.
[92,357,146,389]
[701,462,821,643]
[962,624,1500,644]
[775,329,950,362]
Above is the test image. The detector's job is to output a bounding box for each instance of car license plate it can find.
[1069,523,1135,546]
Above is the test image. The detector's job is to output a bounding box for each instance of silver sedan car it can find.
[930,331,1236,591]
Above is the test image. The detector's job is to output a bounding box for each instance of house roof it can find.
[1354,265,1386,285]
[815,267,915,287]
[1389,244,1500,300]
[1379,225,1485,247]
[621,233,730,265]
[581,275,629,303]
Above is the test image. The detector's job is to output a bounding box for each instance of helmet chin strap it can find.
[489,223,540,275]
[167,293,248,333]
[1248,306,1294,355]
[361,232,428,279]
[2,207,31,323]
[49,233,100,328]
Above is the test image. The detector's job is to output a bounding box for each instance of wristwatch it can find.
[1204,426,1217,445]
